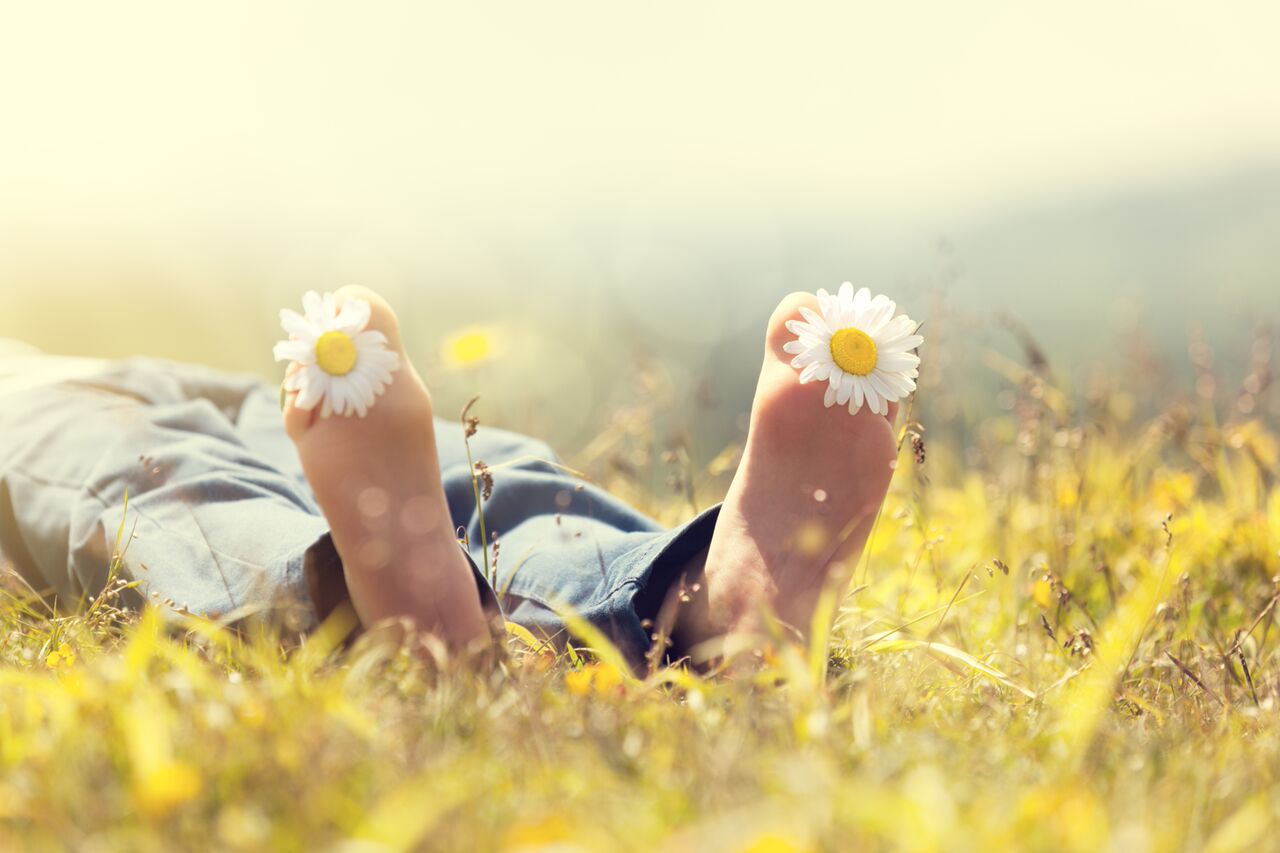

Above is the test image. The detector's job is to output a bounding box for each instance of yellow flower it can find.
[442,325,506,369]
[564,667,595,697]
[1150,470,1196,513]
[740,833,807,853]
[1032,577,1055,610]
[591,663,623,695]
[564,663,625,697]
[504,814,574,847]
[133,762,203,819]
[45,642,76,670]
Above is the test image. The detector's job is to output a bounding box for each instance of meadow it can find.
[1,321,1278,853]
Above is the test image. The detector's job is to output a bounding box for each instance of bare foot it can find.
[686,292,904,658]
[282,286,490,652]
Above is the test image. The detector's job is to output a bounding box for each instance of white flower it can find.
[783,283,923,416]
[273,291,401,418]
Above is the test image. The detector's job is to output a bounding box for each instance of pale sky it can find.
[1,1,1278,395]
[2,1,1278,242]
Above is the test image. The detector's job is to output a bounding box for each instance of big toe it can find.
[281,286,411,441]
[761,290,900,426]
[764,291,820,363]
[333,285,405,351]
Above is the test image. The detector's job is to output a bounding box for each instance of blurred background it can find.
[2,1,1277,462]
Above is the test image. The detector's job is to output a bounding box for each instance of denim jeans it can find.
[0,353,719,667]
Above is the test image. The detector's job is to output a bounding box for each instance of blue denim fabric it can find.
[0,356,718,667]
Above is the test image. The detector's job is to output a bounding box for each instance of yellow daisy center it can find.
[447,331,492,367]
[830,327,878,376]
[315,331,358,376]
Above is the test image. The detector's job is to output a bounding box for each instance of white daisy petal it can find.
[881,372,916,397]
[867,371,897,401]
[785,319,825,339]
[352,328,386,347]
[352,370,376,407]
[838,282,855,304]
[348,379,367,416]
[863,379,883,414]
[876,352,921,372]
[782,340,807,355]
[880,356,921,376]
[816,288,835,316]
[279,309,314,340]
[823,383,837,407]
[369,347,402,369]
[791,350,823,369]
[797,306,830,335]
[336,299,372,335]
[837,374,854,405]
[272,340,311,363]
[877,314,917,341]
[798,362,825,384]
[863,297,897,335]
[879,334,925,354]
[302,290,325,319]
[294,366,325,410]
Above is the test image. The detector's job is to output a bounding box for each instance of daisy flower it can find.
[783,283,923,416]
[273,290,401,418]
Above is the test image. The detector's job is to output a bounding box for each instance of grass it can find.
[2,340,1279,852]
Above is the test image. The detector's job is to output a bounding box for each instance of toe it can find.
[333,285,405,352]
[280,286,409,440]
[764,292,820,361]
[282,361,315,441]
[764,290,902,425]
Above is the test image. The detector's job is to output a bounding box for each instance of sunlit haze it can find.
[2,1,1278,441]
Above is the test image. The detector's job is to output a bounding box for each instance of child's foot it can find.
[689,292,901,656]
[282,286,490,652]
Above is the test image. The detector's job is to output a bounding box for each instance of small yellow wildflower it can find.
[740,833,807,853]
[45,642,76,670]
[133,761,203,819]
[564,666,595,697]
[564,663,625,697]
[591,662,623,695]
[1032,577,1055,610]
[1150,470,1196,513]
[504,814,574,847]
[442,325,506,369]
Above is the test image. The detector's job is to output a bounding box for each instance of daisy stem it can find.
[461,397,493,587]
